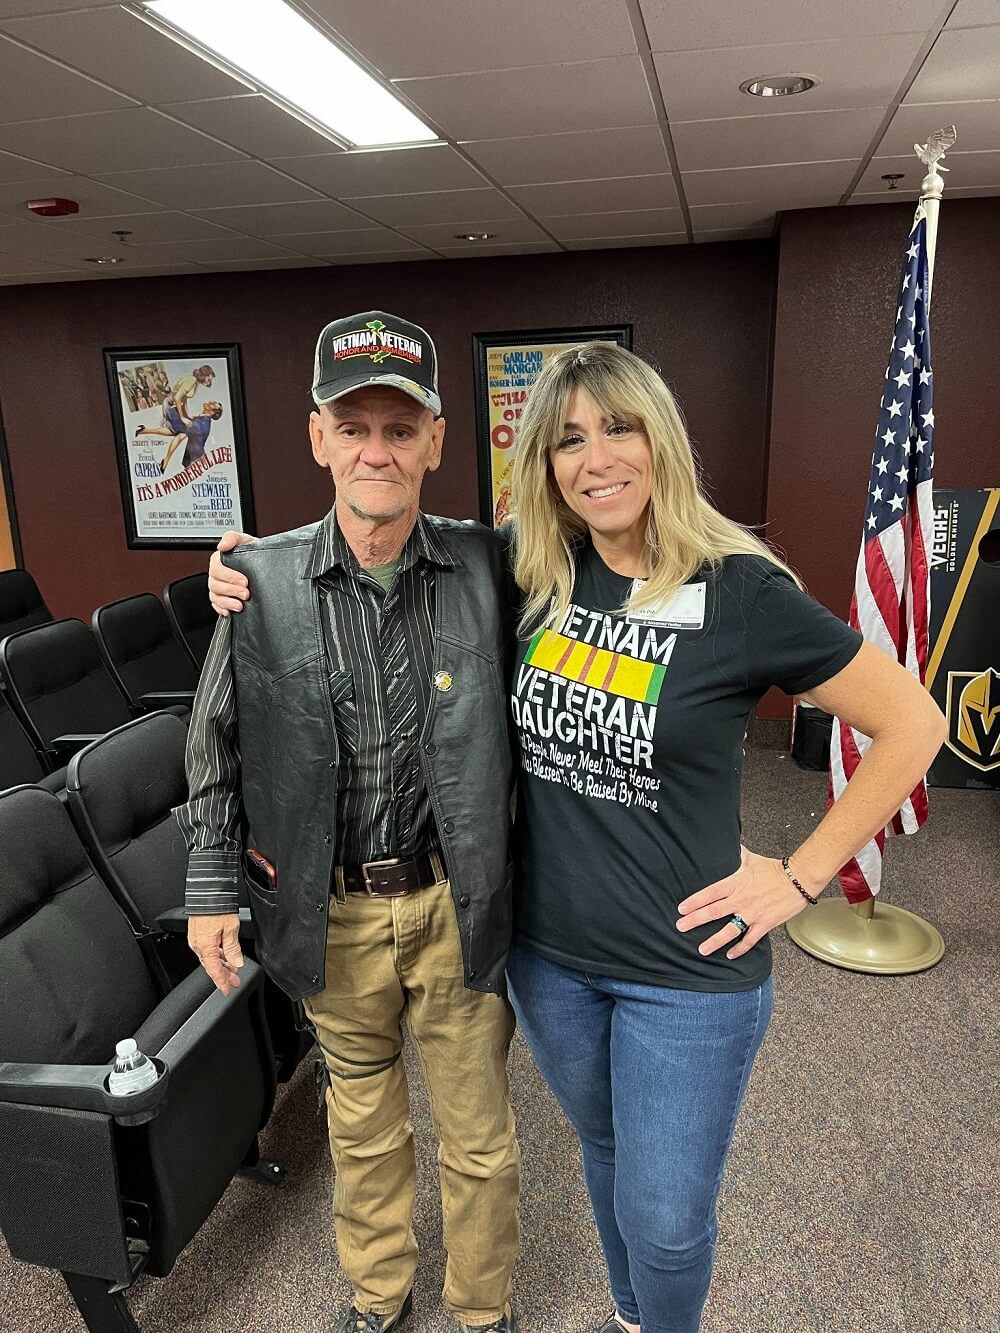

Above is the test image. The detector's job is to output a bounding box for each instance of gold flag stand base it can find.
[785,896,945,974]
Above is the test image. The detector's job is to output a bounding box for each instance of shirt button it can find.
[443,820,455,834]
[459,894,470,908]
[323,834,331,845]
[424,742,437,755]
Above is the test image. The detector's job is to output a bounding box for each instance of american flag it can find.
[829,207,935,902]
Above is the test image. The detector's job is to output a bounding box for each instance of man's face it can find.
[309,385,445,524]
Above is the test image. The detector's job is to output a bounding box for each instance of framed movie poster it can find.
[473,324,632,527]
[104,343,254,549]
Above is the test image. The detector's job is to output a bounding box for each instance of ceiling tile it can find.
[93,161,324,209]
[688,202,777,229]
[878,102,1000,156]
[654,34,925,121]
[396,57,656,139]
[683,160,856,206]
[272,229,426,258]
[344,187,521,228]
[855,150,1000,193]
[947,0,1000,26]
[199,256,329,271]
[434,242,561,258]
[0,0,124,16]
[165,95,344,160]
[0,174,165,222]
[190,199,376,236]
[0,34,137,125]
[510,175,677,216]
[547,208,684,239]
[326,252,436,265]
[0,251,69,276]
[307,0,636,78]
[397,217,552,247]
[0,107,246,174]
[673,107,886,172]
[0,219,165,260]
[641,0,942,50]
[694,227,774,242]
[905,27,1000,102]
[462,127,669,186]
[0,9,249,104]
[0,269,95,283]
[44,210,241,245]
[118,236,301,265]
[273,145,484,197]
[562,234,687,250]
[0,147,65,183]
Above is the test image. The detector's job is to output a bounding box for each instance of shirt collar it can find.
[306,508,456,580]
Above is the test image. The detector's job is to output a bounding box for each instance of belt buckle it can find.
[361,856,407,898]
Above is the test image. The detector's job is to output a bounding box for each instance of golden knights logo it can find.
[329,318,422,367]
[945,667,1000,772]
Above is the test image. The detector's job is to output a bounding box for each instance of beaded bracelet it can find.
[780,856,819,906]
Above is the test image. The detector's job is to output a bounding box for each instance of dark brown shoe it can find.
[462,1314,519,1333]
[334,1291,412,1333]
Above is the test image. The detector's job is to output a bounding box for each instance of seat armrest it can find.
[49,734,103,764]
[139,691,196,710]
[155,905,254,939]
[0,1059,169,1125]
[156,958,264,1067]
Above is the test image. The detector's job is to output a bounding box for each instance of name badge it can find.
[628,580,706,630]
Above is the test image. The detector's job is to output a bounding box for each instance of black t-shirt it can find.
[511,542,863,992]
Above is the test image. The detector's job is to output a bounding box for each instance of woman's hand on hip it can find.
[675,847,810,960]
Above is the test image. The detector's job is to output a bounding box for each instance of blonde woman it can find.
[206,342,944,1333]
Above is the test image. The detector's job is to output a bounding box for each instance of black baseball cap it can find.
[312,310,441,416]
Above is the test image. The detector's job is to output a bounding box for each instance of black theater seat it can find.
[0,618,133,769]
[93,593,198,715]
[66,711,314,1082]
[0,785,278,1333]
[164,572,216,669]
[0,568,52,639]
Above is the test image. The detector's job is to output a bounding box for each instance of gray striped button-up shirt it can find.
[177,509,451,916]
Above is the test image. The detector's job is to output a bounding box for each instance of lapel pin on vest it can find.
[434,670,454,692]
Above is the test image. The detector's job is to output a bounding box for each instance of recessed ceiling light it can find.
[84,256,124,265]
[454,232,495,242]
[740,74,816,98]
[140,0,438,149]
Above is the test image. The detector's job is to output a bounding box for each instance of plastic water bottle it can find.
[107,1038,159,1096]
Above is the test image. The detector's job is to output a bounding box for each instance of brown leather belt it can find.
[335,850,443,899]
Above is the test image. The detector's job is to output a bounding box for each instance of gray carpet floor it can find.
[3,748,998,1332]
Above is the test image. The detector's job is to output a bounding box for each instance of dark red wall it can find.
[768,197,1000,613]
[0,241,776,622]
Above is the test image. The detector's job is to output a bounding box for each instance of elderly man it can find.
[178,312,520,1333]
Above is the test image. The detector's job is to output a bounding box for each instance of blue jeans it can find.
[506,942,773,1333]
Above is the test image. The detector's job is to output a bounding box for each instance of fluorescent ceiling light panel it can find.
[142,0,438,147]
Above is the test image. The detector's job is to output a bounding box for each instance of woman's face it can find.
[548,387,652,546]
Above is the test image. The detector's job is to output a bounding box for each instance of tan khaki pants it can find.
[302,875,520,1324]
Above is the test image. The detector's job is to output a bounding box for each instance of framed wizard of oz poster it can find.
[473,324,632,528]
[105,343,255,549]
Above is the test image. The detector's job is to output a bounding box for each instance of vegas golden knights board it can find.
[927,488,1000,789]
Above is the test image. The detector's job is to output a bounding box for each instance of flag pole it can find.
[785,128,956,974]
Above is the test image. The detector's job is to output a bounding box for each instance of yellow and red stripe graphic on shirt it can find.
[525,628,666,705]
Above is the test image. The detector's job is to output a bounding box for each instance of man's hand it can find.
[209,530,254,616]
[188,913,244,994]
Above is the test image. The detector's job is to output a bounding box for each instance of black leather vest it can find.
[227,516,514,1001]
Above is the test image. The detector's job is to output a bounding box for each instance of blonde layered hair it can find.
[509,341,795,635]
